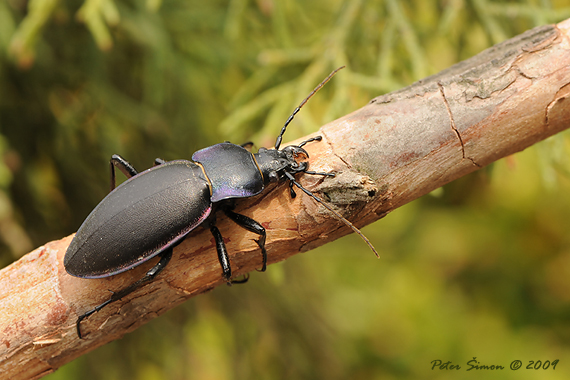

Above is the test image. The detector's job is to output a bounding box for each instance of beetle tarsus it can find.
[75,248,173,339]
[289,181,297,198]
[223,208,267,272]
[240,141,254,150]
[254,239,267,272]
[231,273,250,284]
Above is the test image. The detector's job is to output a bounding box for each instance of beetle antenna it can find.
[275,66,345,150]
[284,172,379,257]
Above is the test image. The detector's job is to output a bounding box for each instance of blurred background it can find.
[2,0,570,379]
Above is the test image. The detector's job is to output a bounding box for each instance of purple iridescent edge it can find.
[79,204,213,278]
[210,184,260,202]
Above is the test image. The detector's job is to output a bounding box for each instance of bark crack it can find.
[321,129,352,169]
[437,81,482,168]
[544,71,570,127]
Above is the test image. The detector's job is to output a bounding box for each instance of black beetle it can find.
[64,67,377,338]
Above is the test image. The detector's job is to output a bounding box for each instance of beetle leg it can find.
[154,158,167,166]
[231,273,250,284]
[210,225,232,284]
[75,248,173,339]
[240,141,254,150]
[210,224,251,284]
[289,181,297,198]
[109,154,139,192]
[223,209,267,272]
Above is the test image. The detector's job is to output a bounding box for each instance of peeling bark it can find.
[2,20,570,379]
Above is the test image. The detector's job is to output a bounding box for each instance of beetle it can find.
[64,66,377,338]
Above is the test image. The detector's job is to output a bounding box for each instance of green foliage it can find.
[1,0,570,379]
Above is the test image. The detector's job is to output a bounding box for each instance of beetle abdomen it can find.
[64,160,212,278]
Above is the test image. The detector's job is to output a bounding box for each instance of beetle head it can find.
[254,145,309,184]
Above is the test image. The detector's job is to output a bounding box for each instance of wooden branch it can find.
[3,19,570,379]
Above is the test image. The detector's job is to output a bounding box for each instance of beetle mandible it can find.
[64,66,377,338]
